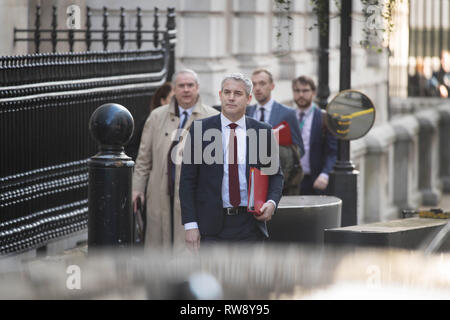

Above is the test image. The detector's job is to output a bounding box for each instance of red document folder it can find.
[247,167,268,216]
[273,120,293,146]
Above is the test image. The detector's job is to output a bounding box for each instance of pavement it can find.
[2,193,449,264]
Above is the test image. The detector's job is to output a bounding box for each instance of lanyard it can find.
[299,105,315,131]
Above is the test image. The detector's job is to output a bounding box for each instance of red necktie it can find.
[228,123,240,207]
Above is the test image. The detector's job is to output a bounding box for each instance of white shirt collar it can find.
[221,113,246,130]
[256,98,274,114]
[178,105,194,117]
[296,103,315,117]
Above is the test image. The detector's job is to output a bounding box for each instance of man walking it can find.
[132,69,218,250]
[292,75,337,195]
[179,73,283,250]
[247,69,304,194]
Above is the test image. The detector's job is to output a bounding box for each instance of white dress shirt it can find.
[254,99,274,123]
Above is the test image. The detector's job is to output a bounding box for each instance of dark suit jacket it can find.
[179,114,284,238]
[246,101,305,157]
[308,107,337,181]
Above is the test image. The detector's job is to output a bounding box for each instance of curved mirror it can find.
[326,90,375,140]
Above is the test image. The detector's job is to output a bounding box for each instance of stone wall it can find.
[354,99,450,224]
[0,0,29,55]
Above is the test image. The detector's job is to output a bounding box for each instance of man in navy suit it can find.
[179,73,283,251]
[247,69,304,194]
[292,75,337,195]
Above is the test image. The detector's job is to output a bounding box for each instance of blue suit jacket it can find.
[179,114,284,237]
[308,107,337,180]
[246,101,305,157]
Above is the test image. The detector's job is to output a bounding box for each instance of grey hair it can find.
[221,73,253,96]
[172,69,199,85]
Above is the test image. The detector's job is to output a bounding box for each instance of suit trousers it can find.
[201,211,264,243]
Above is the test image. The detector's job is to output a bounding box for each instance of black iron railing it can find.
[1,7,176,255]
[14,6,176,54]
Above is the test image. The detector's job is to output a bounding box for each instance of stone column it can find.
[388,0,410,98]
[177,0,233,106]
[416,108,442,205]
[232,0,277,77]
[276,1,317,81]
[391,115,421,211]
[363,123,398,222]
[0,0,29,55]
[351,139,367,224]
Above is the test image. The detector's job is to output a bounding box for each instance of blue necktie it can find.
[180,111,188,128]
[259,108,265,122]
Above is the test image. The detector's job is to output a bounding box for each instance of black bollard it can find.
[88,103,134,250]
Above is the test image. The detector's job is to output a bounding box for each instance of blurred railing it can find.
[0,7,176,255]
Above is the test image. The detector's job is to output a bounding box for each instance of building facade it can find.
[1,0,449,225]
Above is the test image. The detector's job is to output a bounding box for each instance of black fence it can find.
[0,7,176,255]
[14,6,176,53]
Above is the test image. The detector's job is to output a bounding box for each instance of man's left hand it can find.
[254,202,276,222]
[313,175,328,190]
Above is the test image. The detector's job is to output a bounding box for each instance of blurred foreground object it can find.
[0,244,449,299]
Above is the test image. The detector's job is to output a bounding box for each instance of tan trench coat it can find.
[132,97,219,250]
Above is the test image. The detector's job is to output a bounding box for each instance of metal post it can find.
[153,7,160,48]
[136,7,143,50]
[86,7,92,51]
[166,7,176,82]
[328,0,359,227]
[88,103,135,251]
[34,5,41,53]
[316,0,330,109]
[430,0,435,57]
[119,7,125,50]
[102,7,109,51]
[51,6,57,52]
[422,0,427,58]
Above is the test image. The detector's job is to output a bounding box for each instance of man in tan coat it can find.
[132,69,219,250]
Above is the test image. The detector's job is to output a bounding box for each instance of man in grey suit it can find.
[247,69,304,194]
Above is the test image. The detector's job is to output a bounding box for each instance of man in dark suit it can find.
[292,75,337,195]
[247,69,304,194]
[179,73,283,251]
